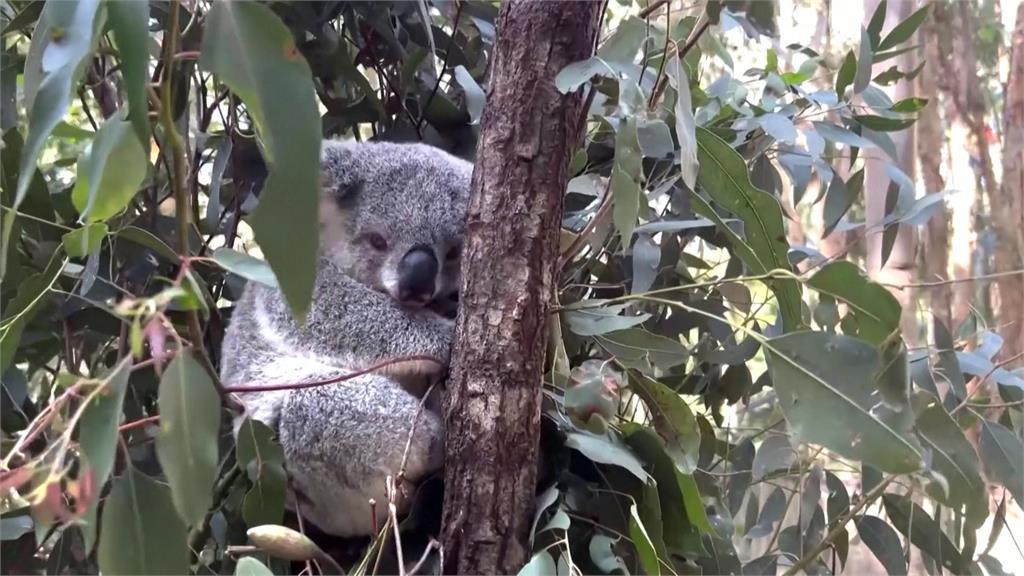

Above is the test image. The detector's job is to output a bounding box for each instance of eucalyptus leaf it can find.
[213,248,280,289]
[106,0,150,145]
[98,468,189,576]
[201,0,321,322]
[695,128,802,332]
[71,113,148,222]
[853,515,906,575]
[979,421,1023,504]
[764,332,923,473]
[155,353,223,526]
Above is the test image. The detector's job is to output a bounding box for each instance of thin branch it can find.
[418,2,464,133]
[782,475,897,576]
[223,355,444,394]
[881,269,1024,289]
[158,2,216,390]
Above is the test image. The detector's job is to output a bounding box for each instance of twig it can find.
[418,2,464,133]
[881,269,1024,289]
[558,177,613,270]
[223,355,444,394]
[386,476,406,576]
[158,2,217,389]
[117,414,160,433]
[407,539,440,576]
[950,350,1024,415]
[781,475,897,576]
[649,15,710,106]
[397,380,439,483]
[638,0,669,18]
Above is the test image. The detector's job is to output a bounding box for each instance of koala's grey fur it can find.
[220,140,471,537]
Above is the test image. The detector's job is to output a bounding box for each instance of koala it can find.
[219,139,472,537]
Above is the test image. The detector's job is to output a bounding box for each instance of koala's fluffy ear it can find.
[320,140,364,201]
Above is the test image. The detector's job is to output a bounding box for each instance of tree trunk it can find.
[996,2,1024,366]
[862,0,919,342]
[440,2,601,574]
[917,10,952,330]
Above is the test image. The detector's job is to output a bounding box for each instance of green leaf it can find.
[106,0,150,145]
[854,27,873,94]
[933,317,967,400]
[628,503,661,576]
[589,535,628,574]
[979,421,1023,504]
[205,136,233,232]
[201,0,321,322]
[116,226,179,262]
[624,425,707,554]
[98,468,189,576]
[77,358,132,549]
[155,353,222,526]
[16,0,100,210]
[61,223,107,258]
[764,332,923,473]
[807,261,901,345]
[453,65,485,125]
[555,57,617,94]
[597,16,647,67]
[853,115,915,132]
[916,402,987,526]
[882,493,964,574]
[866,0,888,48]
[835,50,856,96]
[213,248,280,289]
[564,303,650,336]
[235,556,275,576]
[71,112,148,222]
[0,254,64,372]
[235,418,287,527]
[813,121,876,150]
[597,330,688,374]
[891,97,928,113]
[668,55,699,189]
[517,551,556,576]
[565,432,650,482]
[676,470,713,534]
[751,435,794,480]
[877,4,930,51]
[823,167,863,238]
[629,374,700,473]
[612,117,643,241]
[695,127,802,332]
[853,515,906,575]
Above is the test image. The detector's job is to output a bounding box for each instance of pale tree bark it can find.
[996,2,1024,365]
[863,0,918,341]
[440,1,602,574]
[916,9,952,330]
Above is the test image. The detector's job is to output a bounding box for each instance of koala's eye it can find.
[446,244,462,261]
[364,233,388,251]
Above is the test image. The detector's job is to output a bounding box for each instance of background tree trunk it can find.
[917,9,952,330]
[440,1,601,574]
[995,2,1024,366]
[862,0,919,341]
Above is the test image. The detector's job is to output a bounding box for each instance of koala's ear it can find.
[320,140,364,201]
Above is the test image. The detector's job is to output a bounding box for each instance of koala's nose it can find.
[397,246,438,305]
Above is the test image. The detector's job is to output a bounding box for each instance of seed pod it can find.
[246,525,317,561]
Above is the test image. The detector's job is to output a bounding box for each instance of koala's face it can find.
[318,140,471,310]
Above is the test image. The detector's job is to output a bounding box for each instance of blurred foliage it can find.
[0,1,1021,575]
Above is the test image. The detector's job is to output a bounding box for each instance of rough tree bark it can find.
[440,2,601,574]
[917,10,952,330]
[996,2,1024,366]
